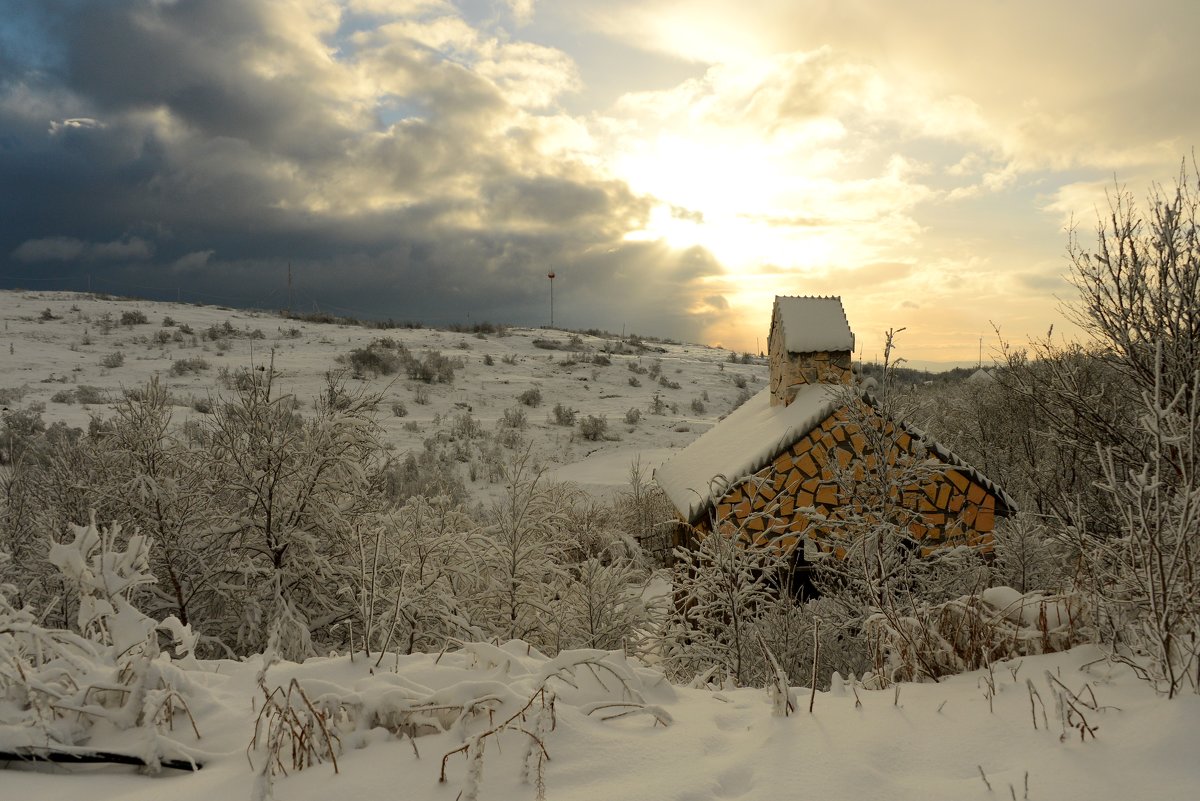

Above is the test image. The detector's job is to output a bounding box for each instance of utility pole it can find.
[547,271,556,328]
[287,263,293,314]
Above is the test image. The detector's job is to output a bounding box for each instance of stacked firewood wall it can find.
[698,407,1000,556]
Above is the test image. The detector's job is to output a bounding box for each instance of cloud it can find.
[172,250,214,270]
[582,0,1200,173]
[0,1,738,343]
[48,117,104,134]
[1,0,1192,362]
[12,236,153,262]
[505,0,536,27]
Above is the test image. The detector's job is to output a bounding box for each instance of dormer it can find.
[768,296,854,406]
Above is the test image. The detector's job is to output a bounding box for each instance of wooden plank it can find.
[796,453,818,477]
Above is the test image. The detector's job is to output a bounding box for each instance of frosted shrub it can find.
[500,406,528,429]
[518,386,542,407]
[662,524,789,686]
[990,513,1073,593]
[552,402,576,426]
[0,523,203,770]
[1073,349,1200,696]
[555,557,646,651]
[408,350,458,384]
[203,367,386,659]
[472,454,574,648]
[579,414,608,441]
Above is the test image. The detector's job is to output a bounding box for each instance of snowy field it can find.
[3,643,1197,801]
[0,290,764,499]
[2,291,1199,800]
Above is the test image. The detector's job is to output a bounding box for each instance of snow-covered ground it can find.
[2,291,1199,800]
[3,642,1197,801]
[0,290,765,500]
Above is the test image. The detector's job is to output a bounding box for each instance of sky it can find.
[0,0,1196,366]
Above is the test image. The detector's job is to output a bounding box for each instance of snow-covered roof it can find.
[655,385,844,523]
[966,368,995,384]
[654,384,1017,524]
[773,296,855,354]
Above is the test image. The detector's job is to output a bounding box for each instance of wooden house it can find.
[655,296,1014,570]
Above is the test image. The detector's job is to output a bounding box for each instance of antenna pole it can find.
[547,271,556,328]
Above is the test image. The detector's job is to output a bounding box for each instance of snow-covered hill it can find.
[2,291,1198,800]
[0,290,766,499]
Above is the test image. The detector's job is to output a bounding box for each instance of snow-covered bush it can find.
[661,523,790,687]
[0,522,203,771]
[863,586,1086,684]
[203,367,386,660]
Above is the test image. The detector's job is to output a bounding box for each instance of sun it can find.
[613,129,850,275]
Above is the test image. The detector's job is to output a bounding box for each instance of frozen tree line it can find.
[0,366,670,663]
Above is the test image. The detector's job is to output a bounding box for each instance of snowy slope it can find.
[2,644,1197,801]
[0,290,767,499]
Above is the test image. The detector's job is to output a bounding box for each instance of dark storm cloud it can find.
[0,0,723,343]
[13,235,154,262]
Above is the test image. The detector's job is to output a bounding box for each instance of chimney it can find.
[768,296,855,407]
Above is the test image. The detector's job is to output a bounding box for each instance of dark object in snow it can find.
[0,747,201,772]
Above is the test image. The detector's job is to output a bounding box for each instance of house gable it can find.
[654,293,1015,558]
[700,400,1010,554]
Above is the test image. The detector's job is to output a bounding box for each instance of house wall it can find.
[693,405,1000,557]
[767,314,852,406]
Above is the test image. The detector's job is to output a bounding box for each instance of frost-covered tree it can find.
[663,522,789,686]
[472,452,575,648]
[1000,161,1200,695]
[203,365,386,659]
[89,378,221,628]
